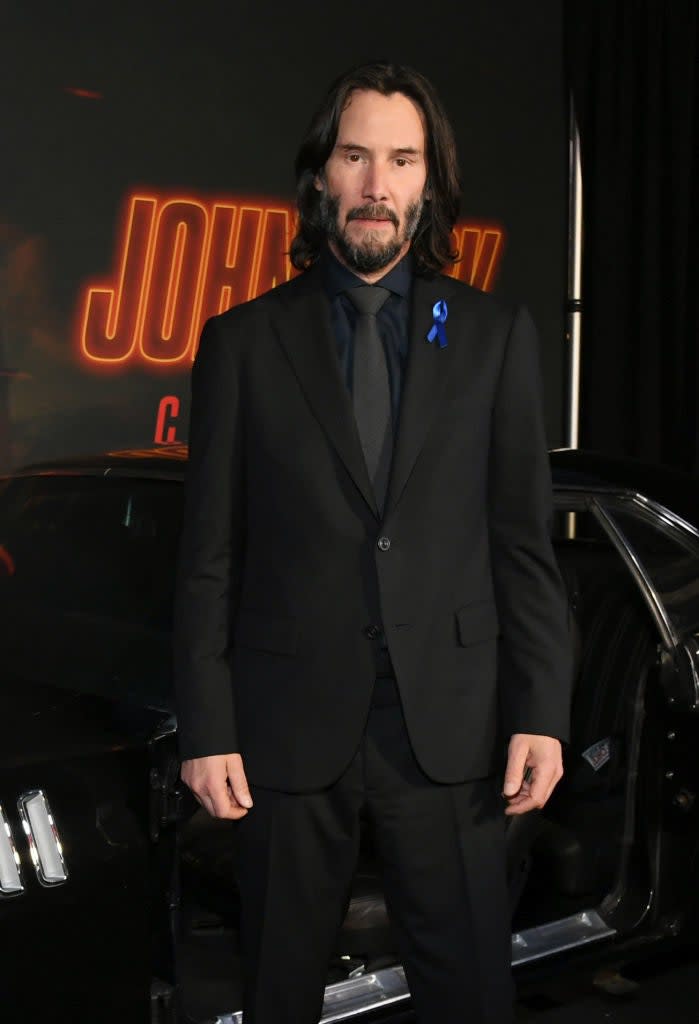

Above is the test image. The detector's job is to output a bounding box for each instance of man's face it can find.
[315,89,429,276]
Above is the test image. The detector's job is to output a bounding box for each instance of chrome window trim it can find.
[552,485,699,548]
[598,491,699,637]
[627,492,699,542]
[678,638,699,709]
[0,802,24,896]
[554,486,699,650]
[590,499,678,650]
[17,790,68,887]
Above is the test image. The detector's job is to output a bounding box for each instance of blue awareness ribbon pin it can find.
[426,299,448,348]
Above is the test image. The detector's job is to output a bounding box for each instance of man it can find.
[174,62,572,1024]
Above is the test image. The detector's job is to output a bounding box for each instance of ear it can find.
[313,172,324,192]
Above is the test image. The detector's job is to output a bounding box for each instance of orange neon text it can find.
[154,395,180,443]
[78,192,504,368]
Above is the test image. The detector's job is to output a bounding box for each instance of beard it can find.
[318,192,424,274]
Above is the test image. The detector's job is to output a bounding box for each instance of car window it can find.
[549,501,649,620]
[0,475,182,625]
[551,503,612,544]
[600,496,699,637]
[549,497,663,750]
[0,475,183,704]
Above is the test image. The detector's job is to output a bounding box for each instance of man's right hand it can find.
[180,753,253,819]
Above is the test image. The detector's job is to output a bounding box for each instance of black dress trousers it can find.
[234,687,515,1024]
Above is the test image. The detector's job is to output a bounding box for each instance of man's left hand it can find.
[502,733,563,815]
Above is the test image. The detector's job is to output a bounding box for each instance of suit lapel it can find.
[270,268,380,518]
[384,273,455,516]
[270,267,456,522]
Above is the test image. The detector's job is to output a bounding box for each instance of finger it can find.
[220,802,249,820]
[504,797,539,816]
[503,741,529,797]
[228,756,253,809]
[207,797,248,820]
[504,784,541,814]
[506,768,555,815]
[503,781,531,806]
[527,762,560,808]
[504,758,563,814]
[205,779,245,819]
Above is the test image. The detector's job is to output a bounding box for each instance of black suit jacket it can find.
[173,264,573,791]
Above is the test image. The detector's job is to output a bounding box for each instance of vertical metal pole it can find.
[566,96,583,449]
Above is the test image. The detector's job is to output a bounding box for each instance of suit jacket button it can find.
[364,625,380,639]
[377,536,391,551]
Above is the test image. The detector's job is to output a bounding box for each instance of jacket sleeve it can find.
[487,305,573,743]
[172,316,245,760]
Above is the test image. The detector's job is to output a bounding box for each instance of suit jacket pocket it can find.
[233,608,300,656]
[455,600,499,647]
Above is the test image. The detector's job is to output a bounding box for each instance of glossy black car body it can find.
[1,446,698,1024]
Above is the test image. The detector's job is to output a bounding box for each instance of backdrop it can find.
[0,1,568,472]
[566,0,699,472]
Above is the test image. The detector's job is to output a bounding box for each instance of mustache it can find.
[346,204,399,228]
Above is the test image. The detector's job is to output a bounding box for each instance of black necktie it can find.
[345,285,393,514]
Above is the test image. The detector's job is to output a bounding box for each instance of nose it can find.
[361,161,389,202]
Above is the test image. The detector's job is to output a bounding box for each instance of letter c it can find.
[154,395,180,444]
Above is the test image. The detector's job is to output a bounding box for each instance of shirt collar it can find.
[319,244,413,300]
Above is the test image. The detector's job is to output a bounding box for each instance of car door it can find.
[592,493,699,938]
[594,493,699,711]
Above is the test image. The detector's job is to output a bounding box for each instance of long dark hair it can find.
[290,62,461,275]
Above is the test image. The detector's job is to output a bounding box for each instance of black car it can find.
[1,446,698,1023]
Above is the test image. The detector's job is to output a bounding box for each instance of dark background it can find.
[566,0,699,473]
[0,1,569,470]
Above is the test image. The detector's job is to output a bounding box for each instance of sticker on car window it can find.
[582,738,611,772]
